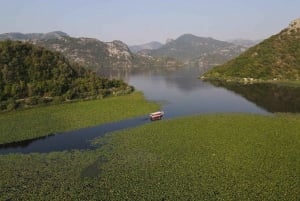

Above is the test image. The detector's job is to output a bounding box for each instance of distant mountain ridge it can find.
[227,39,261,48]
[143,34,246,67]
[129,41,163,53]
[0,32,181,73]
[203,18,300,82]
[0,31,68,41]
[0,32,249,70]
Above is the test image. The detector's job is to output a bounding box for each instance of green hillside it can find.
[203,19,300,82]
[0,40,132,111]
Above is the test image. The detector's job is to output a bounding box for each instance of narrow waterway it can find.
[0,116,150,154]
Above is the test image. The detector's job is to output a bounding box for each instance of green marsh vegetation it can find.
[91,114,300,200]
[0,92,159,144]
[1,114,299,200]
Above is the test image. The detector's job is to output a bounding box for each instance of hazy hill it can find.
[0,40,132,111]
[227,39,261,48]
[203,18,300,82]
[146,34,246,67]
[0,31,68,41]
[0,32,182,73]
[129,41,163,53]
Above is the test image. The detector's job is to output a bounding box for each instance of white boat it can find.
[149,111,164,121]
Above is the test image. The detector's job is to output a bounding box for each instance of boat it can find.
[149,111,164,121]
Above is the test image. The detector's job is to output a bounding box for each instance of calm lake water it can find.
[4,66,300,154]
[127,67,268,117]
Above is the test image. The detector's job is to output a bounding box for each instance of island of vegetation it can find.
[0,40,133,111]
[0,91,159,144]
[202,18,300,85]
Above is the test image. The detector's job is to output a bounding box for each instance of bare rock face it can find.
[106,40,132,58]
[288,18,300,32]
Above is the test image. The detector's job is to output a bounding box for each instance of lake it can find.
[4,66,300,154]
[127,66,268,117]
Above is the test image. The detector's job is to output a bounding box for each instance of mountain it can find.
[0,31,68,41]
[129,41,163,53]
[202,18,300,82]
[0,32,182,73]
[33,37,134,71]
[145,34,246,67]
[0,40,132,111]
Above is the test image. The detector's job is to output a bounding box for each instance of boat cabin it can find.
[149,111,164,121]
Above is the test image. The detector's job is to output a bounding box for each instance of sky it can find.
[1,0,300,45]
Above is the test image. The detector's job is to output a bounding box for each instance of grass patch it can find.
[0,114,299,200]
[0,92,159,144]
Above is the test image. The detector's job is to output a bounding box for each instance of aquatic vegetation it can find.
[1,114,299,200]
[93,114,300,200]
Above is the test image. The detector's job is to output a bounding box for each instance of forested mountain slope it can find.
[203,18,300,82]
[0,40,132,111]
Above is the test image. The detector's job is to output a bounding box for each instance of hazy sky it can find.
[1,0,300,45]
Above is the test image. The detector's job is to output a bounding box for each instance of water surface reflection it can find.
[128,67,268,117]
[209,80,300,113]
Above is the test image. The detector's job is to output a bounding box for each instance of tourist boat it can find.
[149,111,164,121]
